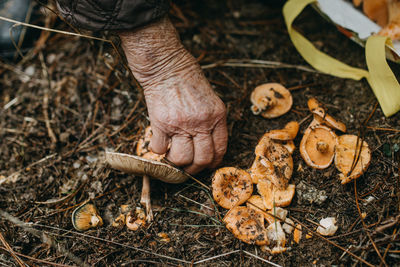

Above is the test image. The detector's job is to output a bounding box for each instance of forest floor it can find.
[0,0,399,266]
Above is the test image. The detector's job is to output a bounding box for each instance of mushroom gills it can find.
[72,203,103,231]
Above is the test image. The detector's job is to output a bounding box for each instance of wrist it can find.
[118,16,195,89]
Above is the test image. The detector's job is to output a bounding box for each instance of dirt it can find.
[1,0,400,266]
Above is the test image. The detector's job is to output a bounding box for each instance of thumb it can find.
[149,126,170,154]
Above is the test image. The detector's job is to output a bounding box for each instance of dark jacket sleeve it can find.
[56,0,169,31]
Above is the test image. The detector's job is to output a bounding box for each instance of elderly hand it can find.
[119,17,228,174]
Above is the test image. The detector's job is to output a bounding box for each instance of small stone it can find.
[317,217,338,236]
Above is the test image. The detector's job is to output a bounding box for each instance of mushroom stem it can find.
[140,175,153,222]
[316,141,329,153]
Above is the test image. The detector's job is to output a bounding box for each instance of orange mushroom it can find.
[363,0,388,27]
[334,134,371,184]
[126,207,146,231]
[250,83,293,118]
[254,135,293,189]
[266,121,300,141]
[300,125,338,169]
[223,206,269,245]
[307,98,346,132]
[257,178,295,210]
[212,167,253,209]
[379,0,400,40]
[136,126,164,161]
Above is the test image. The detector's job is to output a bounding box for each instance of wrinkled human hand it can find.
[119,17,228,174]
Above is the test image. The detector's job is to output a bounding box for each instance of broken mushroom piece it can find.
[223,206,269,245]
[136,126,164,161]
[317,217,338,236]
[307,98,346,132]
[212,167,253,209]
[300,125,338,169]
[266,121,300,141]
[126,207,146,231]
[334,134,371,184]
[72,203,103,231]
[257,179,295,210]
[250,83,293,118]
[265,221,287,254]
[254,136,293,189]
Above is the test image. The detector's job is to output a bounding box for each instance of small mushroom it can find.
[212,167,253,209]
[257,179,295,210]
[307,98,346,132]
[334,134,371,184]
[300,125,338,169]
[250,83,293,118]
[72,203,103,231]
[126,207,146,231]
[136,126,164,161]
[112,213,126,227]
[223,206,269,245]
[254,136,293,189]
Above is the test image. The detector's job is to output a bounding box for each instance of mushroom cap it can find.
[307,98,346,132]
[254,136,293,189]
[257,179,295,210]
[212,167,253,209]
[223,206,269,245]
[72,203,103,231]
[300,125,338,169]
[334,134,371,184]
[105,151,189,184]
[250,83,293,119]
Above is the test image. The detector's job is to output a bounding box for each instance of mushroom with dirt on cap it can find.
[212,167,253,209]
[250,83,293,118]
[223,206,269,245]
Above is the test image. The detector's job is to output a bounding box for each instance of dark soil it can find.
[1,1,400,266]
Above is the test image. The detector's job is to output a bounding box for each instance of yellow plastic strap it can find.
[283,0,400,117]
[366,36,400,116]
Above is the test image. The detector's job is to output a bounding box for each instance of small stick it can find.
[0,232,26,267]
[0,246,74,267]
[354,179,388,267]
